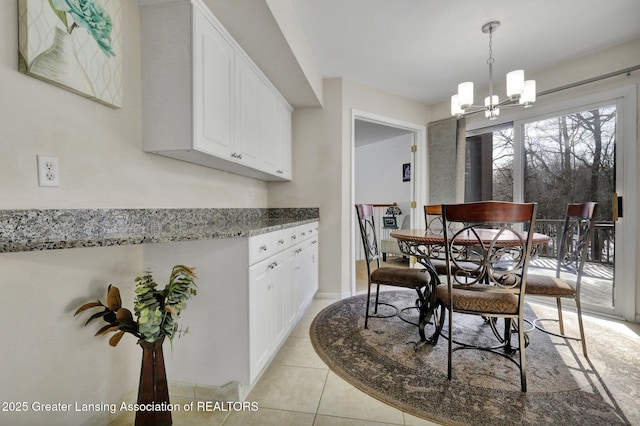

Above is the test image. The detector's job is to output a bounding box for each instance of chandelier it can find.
[451,21,536,120]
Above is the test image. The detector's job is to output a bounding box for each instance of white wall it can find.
[268,79,345,297]
[269,78,431,298]
[354,134,413,260]
[0,2,270,424]
[354,134,413,216]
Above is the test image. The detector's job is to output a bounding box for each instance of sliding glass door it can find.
[523,105,616,311]
[464,102,621,315]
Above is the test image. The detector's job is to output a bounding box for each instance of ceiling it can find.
[207,0,640,108]
[288,0,640,105]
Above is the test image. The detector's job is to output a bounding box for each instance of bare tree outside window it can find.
[523,106,615,222]
[465,127,514,202]
[465,105,615,222]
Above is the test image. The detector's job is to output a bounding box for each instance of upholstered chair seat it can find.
[525,275,576,296]
[435,284,518,315]
[371,267,430,288]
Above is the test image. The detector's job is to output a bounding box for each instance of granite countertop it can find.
[0,208,319,253]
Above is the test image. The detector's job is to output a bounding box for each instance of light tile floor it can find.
[238,298,440,426]
[109,296,440,426]
[110,257,638,425]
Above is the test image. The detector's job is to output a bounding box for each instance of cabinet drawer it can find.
[295,223,318,241]
[249,233,275,265]
[276,226,297,252]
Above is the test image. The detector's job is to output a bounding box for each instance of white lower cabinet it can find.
[142,222,318,399]
[248,225,318,382]
[248,251,287,380]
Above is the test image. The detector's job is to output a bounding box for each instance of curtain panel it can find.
[427,117,466,204]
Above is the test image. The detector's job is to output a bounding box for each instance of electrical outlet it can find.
[37,155,60,187]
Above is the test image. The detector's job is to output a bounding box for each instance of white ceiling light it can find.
[451,21,536,120]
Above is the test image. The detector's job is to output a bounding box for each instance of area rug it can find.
[310,290,634,425]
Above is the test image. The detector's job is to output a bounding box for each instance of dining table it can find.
[390,227,552,343]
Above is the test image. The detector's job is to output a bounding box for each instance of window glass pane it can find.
[523,105,615,222]
[524,105,616,311]
[465,127,513,201]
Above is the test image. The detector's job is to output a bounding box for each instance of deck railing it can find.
[533,219,614,265]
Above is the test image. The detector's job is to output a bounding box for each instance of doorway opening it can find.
[351,110,427,297]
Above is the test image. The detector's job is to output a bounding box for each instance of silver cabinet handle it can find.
[260,245,268,251]
[278,239,285,245]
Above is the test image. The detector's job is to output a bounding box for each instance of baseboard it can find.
[80,386,137,426]
[168,380,246,402]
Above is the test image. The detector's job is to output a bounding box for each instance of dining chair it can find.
[355,204,431,335]
[526,202,597,357]
[434,201,537,392]
[423,204,477,277]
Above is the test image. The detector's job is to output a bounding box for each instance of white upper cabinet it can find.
[234,54,265,170]
[139,0,292,181]
[276,101,292,179]
[192,6,233,158]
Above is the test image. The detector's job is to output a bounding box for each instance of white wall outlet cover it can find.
[37,155,60,187]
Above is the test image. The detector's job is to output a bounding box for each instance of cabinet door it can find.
[249,258,276,381]
[297,237,319,311]
[275,101,292,179]
[270,253,288,347]
[248,251,288,382]
[234,56,262,168]
[306,236,319,301]
[283,246,297,329]
[192,7,234,157]
[258,83,279,175]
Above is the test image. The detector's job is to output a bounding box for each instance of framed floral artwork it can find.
[18,0,123,108]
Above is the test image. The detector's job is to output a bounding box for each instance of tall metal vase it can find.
[135,338,172,426]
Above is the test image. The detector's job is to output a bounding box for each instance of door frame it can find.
[350,109,427,297]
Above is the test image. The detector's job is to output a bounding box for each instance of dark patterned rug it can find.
[310,290,633,425]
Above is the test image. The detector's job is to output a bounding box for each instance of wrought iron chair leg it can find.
[503,318,513,354]
[576,298,588,357]
[447,305,453,381]
[374,283,380,314]
[430,302,445,344]
[365,280,372,329]
[518,317,527,392]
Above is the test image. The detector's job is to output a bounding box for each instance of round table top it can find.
[390,228,551,247]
